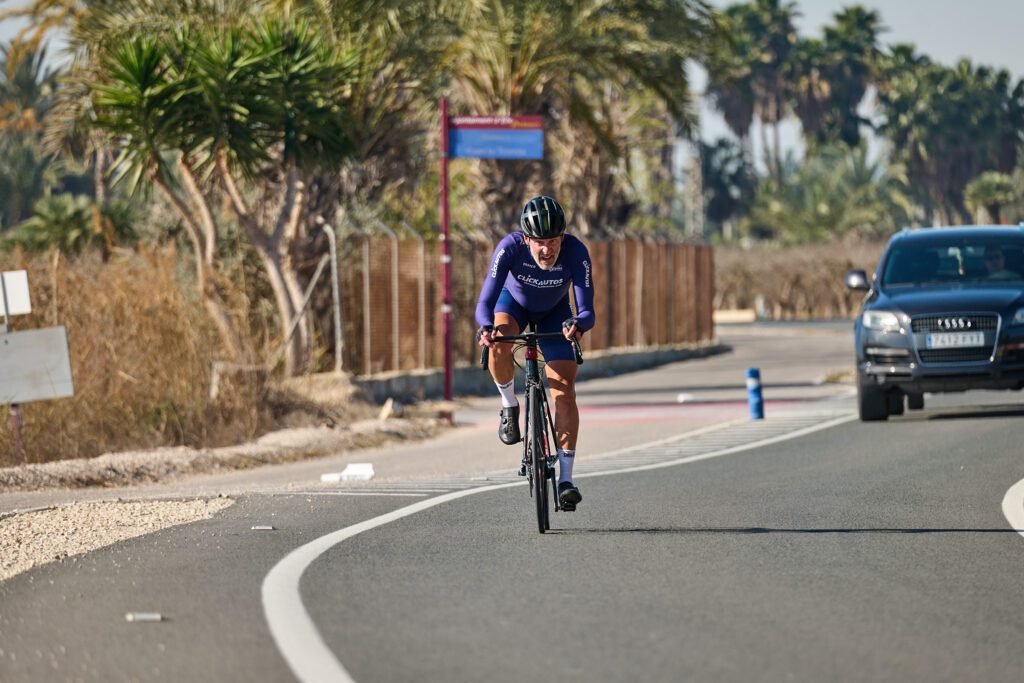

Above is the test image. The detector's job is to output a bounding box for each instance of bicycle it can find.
[480,323,583,534]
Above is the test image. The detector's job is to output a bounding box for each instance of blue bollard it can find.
[746,368,764,420]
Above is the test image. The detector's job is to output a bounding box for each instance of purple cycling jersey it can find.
[475,232,595,331]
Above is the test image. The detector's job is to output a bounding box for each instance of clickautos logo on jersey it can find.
[516,273,564,288]
[583,259,591,288]
[490,248,505,278]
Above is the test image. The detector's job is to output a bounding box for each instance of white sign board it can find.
[0,326,75,404]
[0,270,32,316]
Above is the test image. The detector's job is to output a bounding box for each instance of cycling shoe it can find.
[558,481,582,511]
[498,405,521,445]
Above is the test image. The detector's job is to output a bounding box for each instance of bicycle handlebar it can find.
[479,331,584,369]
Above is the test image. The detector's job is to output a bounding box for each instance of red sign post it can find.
[438,100,544,400]
[439,99,453,401]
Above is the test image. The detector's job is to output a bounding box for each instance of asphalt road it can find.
[4,321,1024,682]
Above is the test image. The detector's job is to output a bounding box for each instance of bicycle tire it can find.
[529,386,549,534]
[539,386,559,521]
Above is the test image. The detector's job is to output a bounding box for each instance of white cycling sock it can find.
[557,449,575,483]
[495,379,518,408]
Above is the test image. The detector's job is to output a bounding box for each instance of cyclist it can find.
[475,195,595,510]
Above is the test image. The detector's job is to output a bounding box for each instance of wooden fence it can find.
[333,236,714,376]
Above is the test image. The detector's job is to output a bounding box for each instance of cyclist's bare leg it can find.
[545,359,579,451]
[490,313,520,384]
[491,313,523,445]
[547,359,582,506]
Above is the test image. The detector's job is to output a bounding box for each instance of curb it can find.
[353,342,730,403]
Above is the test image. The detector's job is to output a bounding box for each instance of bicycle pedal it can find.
[560,501,576,512]
[517,464,527,476]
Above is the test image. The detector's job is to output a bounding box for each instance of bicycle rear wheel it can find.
[528,386,549,534]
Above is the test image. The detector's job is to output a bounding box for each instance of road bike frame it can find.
[480,324,583,533]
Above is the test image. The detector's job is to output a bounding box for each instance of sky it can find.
[792,0,1024,76]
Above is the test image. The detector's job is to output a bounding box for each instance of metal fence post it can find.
[316,217,343,373]
[362,234,371,376]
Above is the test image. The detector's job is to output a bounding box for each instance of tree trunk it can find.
[151,173,245,362]
[217,150,303,375]
[275,165,312,371]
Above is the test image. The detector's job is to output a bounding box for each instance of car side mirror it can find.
[844,268,870,291]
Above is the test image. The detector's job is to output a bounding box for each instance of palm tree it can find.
[965,171,1016,224]
[0,41,62,230]
[0,133,54,230]
[703,9,757,160]
[877,56,1024,224]
[90,17,358,373]
[2,192,137,253]
[284,0,449,229]
[790,6,882,149]
[819,5,882,147]
[440,0,714,235]
[787,37,829,149]
[0,41,59,133]
[746,0,798,186]
[742,142,911,243]
[699,137,755,239]
[706,0,798,186]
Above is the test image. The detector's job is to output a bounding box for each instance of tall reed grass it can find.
[0,246,266,466]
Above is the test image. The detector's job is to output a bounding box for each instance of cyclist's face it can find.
[526,235,563,270]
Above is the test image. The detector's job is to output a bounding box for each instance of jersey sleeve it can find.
[475,235,516,327]
[570,239,596,332]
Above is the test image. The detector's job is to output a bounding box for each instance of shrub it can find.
[0,247,263,465]
[715,240,885,319]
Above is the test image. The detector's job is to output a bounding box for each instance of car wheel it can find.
[906,392,924,410]
[858,383,889,421]
[887,391,905,416]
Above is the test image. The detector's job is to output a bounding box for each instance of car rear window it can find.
[882,239,1024,285]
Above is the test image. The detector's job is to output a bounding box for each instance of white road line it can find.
[261,412,857,683]
[581,414,857,478]
[262,481,520,683]
[1001,477,1024,538]
[277,491,432,498]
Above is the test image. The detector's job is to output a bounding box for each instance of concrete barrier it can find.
[352,341,730,404]
[713,308,757,323]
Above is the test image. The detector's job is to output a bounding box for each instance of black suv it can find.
[845,226,1024,421]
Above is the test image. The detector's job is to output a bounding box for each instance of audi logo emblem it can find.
[938,317,971,329]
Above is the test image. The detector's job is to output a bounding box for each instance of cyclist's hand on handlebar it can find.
[562,317,582,341]
[476,324,495,348]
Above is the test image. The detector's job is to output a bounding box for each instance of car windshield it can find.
[881,238,1024,286]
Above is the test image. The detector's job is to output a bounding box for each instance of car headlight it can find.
[862,310,902,331]
[1012,308,1024,326]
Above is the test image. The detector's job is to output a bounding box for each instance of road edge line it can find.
[1001,477,1024,538]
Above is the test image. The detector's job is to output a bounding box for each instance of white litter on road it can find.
[320,463,375,483]
[125,612,163,623]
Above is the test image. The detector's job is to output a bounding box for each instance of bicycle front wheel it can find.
[528,386,549,534]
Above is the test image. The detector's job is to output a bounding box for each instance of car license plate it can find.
[926,332,985,349]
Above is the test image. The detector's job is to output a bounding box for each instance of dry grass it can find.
[0,247,339,467]
[715,240,885,320]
